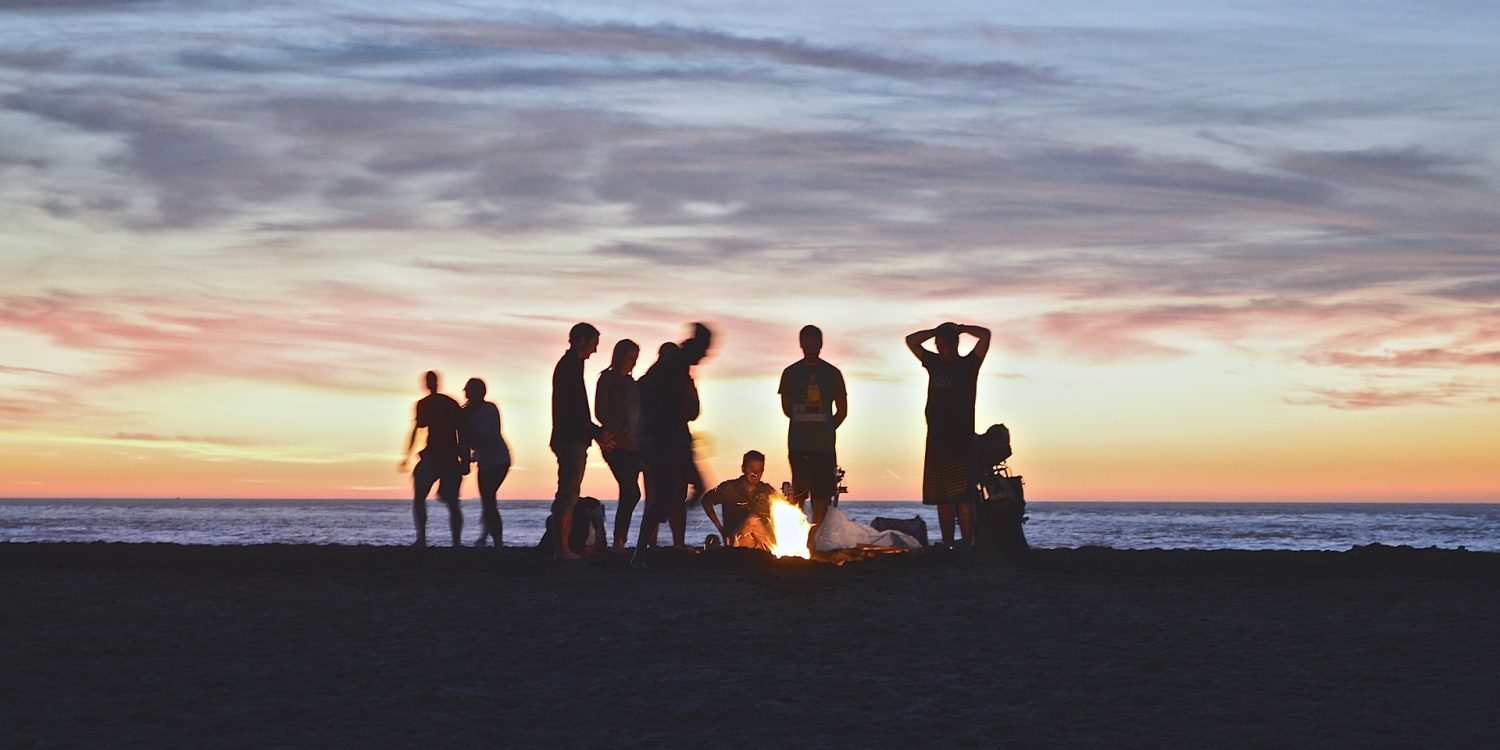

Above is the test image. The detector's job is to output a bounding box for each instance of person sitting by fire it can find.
[701,450,777,549]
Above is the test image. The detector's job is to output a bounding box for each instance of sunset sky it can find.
[2,1,1497,501]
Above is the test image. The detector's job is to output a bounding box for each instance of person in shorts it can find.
[778,325,846,525]
[399,370,464,547]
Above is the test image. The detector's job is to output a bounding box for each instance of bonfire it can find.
[766,493,812,559]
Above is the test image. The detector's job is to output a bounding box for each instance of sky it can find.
[1,0,1497,501]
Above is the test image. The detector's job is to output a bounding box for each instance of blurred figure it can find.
[778,324,846,525]
[461,377,511,548]
[670,435,710,547]
[399,370,464,547]
[596,339,643,551]
[633,323,712,568]
[905,322,991,548]
[549,323,613,560]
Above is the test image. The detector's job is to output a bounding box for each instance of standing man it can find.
[906,322,991,548]
[550,322,612,560]
[778,325,847,525]
[399,370,464,547]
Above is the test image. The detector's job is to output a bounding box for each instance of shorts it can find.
[413,458,461,504]
[788,449,837,502]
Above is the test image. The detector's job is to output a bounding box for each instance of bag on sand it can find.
[975,472,1028,559]
[872,516,929,547]
[813,507,923,552]
[536,497,608,556]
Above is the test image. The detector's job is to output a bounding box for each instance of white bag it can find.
[812,507,921,552]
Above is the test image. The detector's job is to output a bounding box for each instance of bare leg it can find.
[445,499,462,547]
[669,501,686,547]
[811,497,831,526]
[557,512,579,559]
[937,504,957,546]
[412,497,427,547]
[956,502,974,547]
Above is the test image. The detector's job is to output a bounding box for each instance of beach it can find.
[4,543,1499,747]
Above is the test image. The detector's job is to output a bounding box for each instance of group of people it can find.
[399,320,992,559]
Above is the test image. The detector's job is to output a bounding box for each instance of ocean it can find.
[2,499,1497,552]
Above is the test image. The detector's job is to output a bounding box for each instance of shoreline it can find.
[6,543,1499,746]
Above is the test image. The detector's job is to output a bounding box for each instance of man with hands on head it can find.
[906,322,991,549]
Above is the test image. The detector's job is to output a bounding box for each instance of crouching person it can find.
[701,450,776,550]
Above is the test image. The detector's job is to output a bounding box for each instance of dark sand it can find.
[4,543,1499,748]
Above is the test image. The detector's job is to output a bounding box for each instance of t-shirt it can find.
[704,477,776,536]
[778,359,845,453]
[415,392,462,461]
[920,350,980,443]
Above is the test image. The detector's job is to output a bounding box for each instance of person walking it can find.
[399,370,464,547]
[461,377,511,547]
[633,323,712,567]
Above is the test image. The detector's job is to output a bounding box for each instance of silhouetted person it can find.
[549,323,613,560]
[596,339,643,551]
[399,370,464,546]
[633,323,712,567]
[779,324,847,525]
[460,377,511,547]
[701,450,776,546]
[906,322,991,547]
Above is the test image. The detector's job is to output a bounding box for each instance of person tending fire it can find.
[700,450,778,549]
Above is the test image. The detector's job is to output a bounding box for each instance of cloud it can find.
[111,432,255,447]
[1276,147,1484,191]
[1289,382,1484,410]
[2,88,307,228]
[0,49,69,71]
[0,364,68,377]
[0,0,156,9]
[397,17,1064,87]
[1310,349,1500,369]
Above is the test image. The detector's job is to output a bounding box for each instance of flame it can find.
[767,493,812,559]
